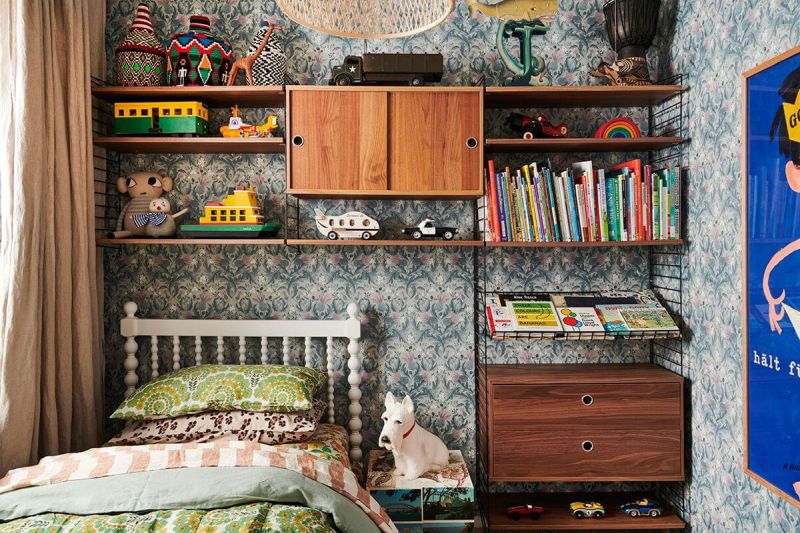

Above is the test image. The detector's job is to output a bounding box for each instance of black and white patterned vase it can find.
[248,21,287,86]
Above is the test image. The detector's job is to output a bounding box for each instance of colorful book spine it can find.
[496,171,509,242]
[606,176,618,242]
[545,168,561,242]
[487,160,499,242]
[567,171,582,242]
[597,169,609,242]
[556,172,571,242]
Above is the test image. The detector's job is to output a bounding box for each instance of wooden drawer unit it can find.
[479,364,684,482]
[286,86,483,198]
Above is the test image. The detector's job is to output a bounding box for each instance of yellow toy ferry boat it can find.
[199,185,263,224]
[180,186,281,238]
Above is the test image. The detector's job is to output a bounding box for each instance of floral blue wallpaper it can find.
[102,0,800,530]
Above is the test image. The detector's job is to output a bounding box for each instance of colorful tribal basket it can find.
[167,15,234,86]
[249,21,287,86]
[114,4,166,87]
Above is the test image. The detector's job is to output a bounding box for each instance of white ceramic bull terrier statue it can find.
[379,392,449,480]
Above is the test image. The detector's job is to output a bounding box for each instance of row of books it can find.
[479,159,682,243]
[485,290,679,336]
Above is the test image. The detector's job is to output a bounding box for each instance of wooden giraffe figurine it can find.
[227,24,281,86]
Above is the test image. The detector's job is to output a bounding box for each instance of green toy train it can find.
[113,101,209,135]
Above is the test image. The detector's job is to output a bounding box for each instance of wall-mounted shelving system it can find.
[92,79,690,532]
[474,74,689,532]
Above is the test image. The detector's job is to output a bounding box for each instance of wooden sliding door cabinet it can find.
[286,86,483,198]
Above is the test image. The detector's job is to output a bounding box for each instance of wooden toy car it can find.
[620,499,663,518]
[329,53,443,86]
[114,101,209,136]
[401,219,458,240]
[314,209,380,240]
[506,504,544,520]
[570,501,605,519]
[506,112,568,139]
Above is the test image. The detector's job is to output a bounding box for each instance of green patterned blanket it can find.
[2,502,335,532]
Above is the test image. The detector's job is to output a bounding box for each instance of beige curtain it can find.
[0,0,106,474]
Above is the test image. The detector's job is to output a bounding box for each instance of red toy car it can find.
[506,504,544,520]
[506,112,569,139]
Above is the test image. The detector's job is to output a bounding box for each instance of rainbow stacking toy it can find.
[594,118,642,139]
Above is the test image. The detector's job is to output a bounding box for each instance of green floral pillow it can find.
[111,364,326,420]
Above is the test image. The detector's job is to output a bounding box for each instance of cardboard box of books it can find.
[367,450,475,532]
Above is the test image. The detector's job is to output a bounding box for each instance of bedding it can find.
[0,437,396,533]
[108,399,327,446]
[1,502,337,532]
[111,364,327,420]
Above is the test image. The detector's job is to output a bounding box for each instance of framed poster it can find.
[743,45,800,507]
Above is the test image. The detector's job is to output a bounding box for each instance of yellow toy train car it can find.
[113,101,209,136]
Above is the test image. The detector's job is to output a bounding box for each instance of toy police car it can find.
[401,219,458,240]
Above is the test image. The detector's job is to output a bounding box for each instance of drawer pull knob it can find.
[466,137,478,149]
[581,394,593,406]
[292,135,305,147]
[582,440,594,452]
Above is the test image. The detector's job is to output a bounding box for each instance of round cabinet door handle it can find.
[292,135,304,147]
[581,394,593,406]
[465,137,478,149]
[582,440,594,452]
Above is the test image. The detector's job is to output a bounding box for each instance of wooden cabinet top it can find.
[286,85,483,94]
[480,363,683,384]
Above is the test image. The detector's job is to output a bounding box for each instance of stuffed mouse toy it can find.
[111,171,174,238]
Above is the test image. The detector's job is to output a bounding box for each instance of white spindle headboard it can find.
[120,301,364,466]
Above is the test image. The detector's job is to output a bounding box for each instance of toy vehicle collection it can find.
[620,499,663,518]
[569,501,605,519]
[401,219,458,240]
[329,53,444,86]
[506,112,568,139]
[314,209,380,240]
[505,504,544,520]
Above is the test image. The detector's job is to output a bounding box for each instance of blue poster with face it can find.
[745,46,800,505]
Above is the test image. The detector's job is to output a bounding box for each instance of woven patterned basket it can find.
[276,0,455,39]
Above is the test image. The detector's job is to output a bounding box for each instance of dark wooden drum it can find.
[603,0,662,59]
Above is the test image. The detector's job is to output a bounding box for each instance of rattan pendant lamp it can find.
[276,0,455,39]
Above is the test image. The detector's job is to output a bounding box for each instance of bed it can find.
[0,302,396,533]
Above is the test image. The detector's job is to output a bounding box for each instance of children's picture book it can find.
[485,296,513,334]
[556,307,605,332]
[499,294,563,332]
[596,303,678,333]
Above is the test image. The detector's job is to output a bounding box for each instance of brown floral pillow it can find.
[108,399,326,446]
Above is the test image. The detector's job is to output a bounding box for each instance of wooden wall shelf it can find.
[484,85,684,109]
[487,239,683,248]
[286,239,484,247]
[93,137,285,154]
[91,85,285,108]
[487,492,685,530]
[96,238,285,246]
[485,137,684,153]
[96,238,683,249]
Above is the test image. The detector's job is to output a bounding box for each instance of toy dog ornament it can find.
[379,392,449,480]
